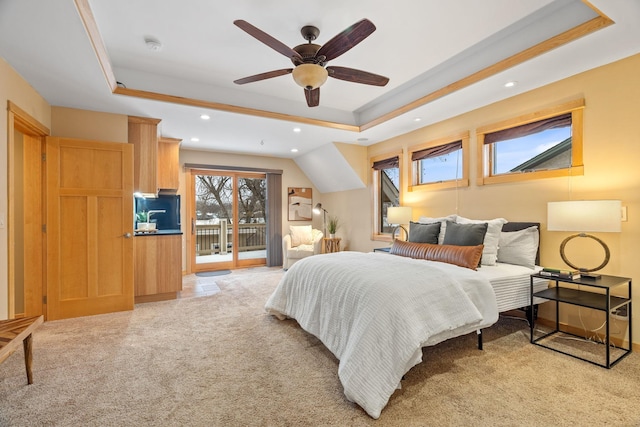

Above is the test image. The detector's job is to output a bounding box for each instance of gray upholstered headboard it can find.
[501,222,541,265]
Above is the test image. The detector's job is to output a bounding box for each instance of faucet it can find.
[147,210,166,223]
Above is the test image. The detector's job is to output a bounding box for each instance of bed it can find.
[265,220,545,418]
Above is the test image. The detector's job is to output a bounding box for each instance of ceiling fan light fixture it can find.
[292,63,328,90]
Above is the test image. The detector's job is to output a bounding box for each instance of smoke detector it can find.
[144,37,162,52]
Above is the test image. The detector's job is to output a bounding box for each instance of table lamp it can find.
[387,206,412,241]
[547,200,621,278]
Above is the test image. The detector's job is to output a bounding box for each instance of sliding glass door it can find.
[191,170,266,271]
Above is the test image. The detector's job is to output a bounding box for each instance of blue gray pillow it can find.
[442,220,488,246]
[408,221,441,244]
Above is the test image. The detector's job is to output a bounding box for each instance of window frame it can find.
[476,99,585,186]
[370,150,403,242]
[408,131,470,192]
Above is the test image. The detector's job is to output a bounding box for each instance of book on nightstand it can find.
[540,267,581,280]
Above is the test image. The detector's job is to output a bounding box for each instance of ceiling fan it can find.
[233,18,389,107]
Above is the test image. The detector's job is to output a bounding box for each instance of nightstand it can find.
[323,237,341,253]
[530,273,632,368]
[373,247,391,253]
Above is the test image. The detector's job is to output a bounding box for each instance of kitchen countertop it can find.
[134,229,183,236]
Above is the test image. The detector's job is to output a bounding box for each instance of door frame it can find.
[7,101,50,319]
[187,169,266,273]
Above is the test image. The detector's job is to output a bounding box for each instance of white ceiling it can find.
[1,0,639,160]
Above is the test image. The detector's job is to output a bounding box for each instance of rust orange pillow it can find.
[389,240,484,270]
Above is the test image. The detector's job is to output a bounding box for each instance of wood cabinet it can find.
[157,136,181,190]
[128,116,181,194]
[134,234,182,303]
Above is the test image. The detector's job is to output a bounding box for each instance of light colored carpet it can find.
[1,267,639,426]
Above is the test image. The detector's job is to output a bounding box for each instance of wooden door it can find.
[46,137,134,320]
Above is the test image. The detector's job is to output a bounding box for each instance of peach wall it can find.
[52,106,128,142]
[0,57,51,320]
[324,53,640,346]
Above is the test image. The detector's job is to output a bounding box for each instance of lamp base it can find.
[392,225,408,241]
[559,233,610,276]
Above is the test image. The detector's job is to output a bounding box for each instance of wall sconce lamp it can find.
[387,206,413,241]
[313,203,328,236]
[547,200,621,278]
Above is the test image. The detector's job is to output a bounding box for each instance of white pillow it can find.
[290,225,313,247]
[497,226,539,269]
[418,214,457,244]
[455,216,507,265]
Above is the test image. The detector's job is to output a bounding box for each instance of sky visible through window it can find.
[383,167,399,189]
[494,127,571,174]
[419,150,462,183]
[417,127,570,182]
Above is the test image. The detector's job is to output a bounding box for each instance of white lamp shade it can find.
[387,206,412,225]
[547,200,621,232]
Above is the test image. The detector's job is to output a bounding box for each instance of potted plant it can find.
[327,215,340,238]
[136,211,150,230]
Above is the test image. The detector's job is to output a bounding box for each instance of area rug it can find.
[195,269,231,277]
[1,267,639,426]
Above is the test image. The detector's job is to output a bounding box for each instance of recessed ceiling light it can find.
[293,127,301,133]
[414,117,422,122]
[290,148,299,153]
[504,81,517,88]
[200,114,210,120]
[190,137,199,142]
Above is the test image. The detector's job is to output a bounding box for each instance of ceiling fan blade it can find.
[316,19,376,62]
[234,68,293,85]
[304,88,320,107]
[326,66,389,86]
[234,20,303,61]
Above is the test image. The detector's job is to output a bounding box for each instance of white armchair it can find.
[282,227,324,270]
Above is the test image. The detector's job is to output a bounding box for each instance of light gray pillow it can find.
[456,216,508,265]
[497,226,539,269]
[417,214,456,244]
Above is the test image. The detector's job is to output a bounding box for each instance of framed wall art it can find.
[287,187,312,221]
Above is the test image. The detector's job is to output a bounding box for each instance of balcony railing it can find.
[195,221,266,256]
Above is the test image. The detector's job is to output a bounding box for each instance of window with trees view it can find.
[193,171,267,267]
[195,175,266,224]
[477,100,584,185]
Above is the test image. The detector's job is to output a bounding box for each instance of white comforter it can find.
[265,251,498,418]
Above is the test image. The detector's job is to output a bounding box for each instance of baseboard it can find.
[134,292,177,304]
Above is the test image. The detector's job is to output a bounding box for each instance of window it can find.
[409,132,469,191]
[477,99,584,185]
[371,152,402,240]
